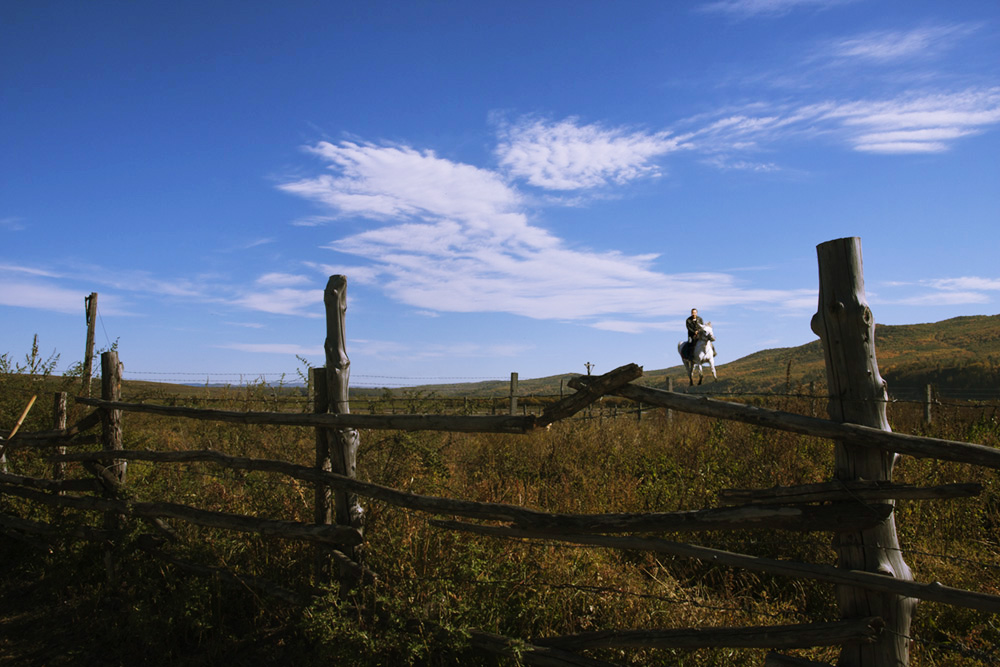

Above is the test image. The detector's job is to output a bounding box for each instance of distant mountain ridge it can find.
[388,314,1000,398]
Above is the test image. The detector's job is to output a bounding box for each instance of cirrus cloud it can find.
[495,117,686,190]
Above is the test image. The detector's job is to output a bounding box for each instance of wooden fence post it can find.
[52,392,67,487]
[83,293,97,397]
[509,372,518,416]
[323,276,364,581]
[100,350,124,584]
[101,351,124,483]
[812,237,916,666]
[665,377,673,422]
[924,384,933,426]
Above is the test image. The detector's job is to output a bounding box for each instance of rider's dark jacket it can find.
[686,315,704,343]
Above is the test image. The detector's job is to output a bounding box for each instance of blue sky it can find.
[3,0,999,388]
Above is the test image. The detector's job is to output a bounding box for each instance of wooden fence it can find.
[2,237,999,666]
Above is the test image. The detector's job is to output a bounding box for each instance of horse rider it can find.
[684,308,703,359]
[686,308,703,343]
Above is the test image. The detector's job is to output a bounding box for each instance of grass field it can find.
[2,368,999,666]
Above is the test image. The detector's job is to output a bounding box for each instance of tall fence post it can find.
[101,351,124,483]
[812,237,916,666]
[83,293,97,397]
[100,350,124,584]
[509,372,518,416]
[323,276,364,585]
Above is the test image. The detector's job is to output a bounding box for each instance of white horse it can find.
[678,321,717,386]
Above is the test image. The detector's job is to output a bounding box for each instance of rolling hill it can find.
[393,314,1000,399]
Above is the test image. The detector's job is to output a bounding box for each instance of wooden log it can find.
[0,394,37,465]
[0,471,101,494]
[507,502,893,534]
[0,484,363,547]
[74,397,537,434]
[537,364,643,427]
[718,481,982,506]
[536,617,882,650]
[1,409,102,446]
[48,449,887,534]
[429,520,1000,614]
[0,526,52,552]
[764,653,835,667]
[595,382,1000,470]
[328,547,378,586]
[0,512,113,543]
[468,629,622,667]
[80,458,179,543]
[7,434,101,449]
[813,237,914,667]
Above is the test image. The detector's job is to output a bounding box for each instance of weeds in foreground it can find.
[1,373,998,665]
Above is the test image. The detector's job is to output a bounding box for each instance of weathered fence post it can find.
[924,384,933,426]
[323,276,364,582]
[811,237,916,666]
[100,350,124,584]
[52,392,67,487]
[101,351,124,483]
[665,377,673,422]
[509,372,518,416]
[83,293,97,397]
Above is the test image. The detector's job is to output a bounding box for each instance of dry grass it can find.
[1,379,998,666]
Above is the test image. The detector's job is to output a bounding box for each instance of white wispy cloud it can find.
[0,264,133,315]
[928,277,1000,292]
[0,263,63,279]
[829,88,1000,153]
[241,237,275,249]
[495,117,685,190]
[590,320,676,334]
[682,88,1000,155]
[347,338,531,361]
[219,342,323,356]
[0,217,27,231]
[699,0,856,17]
[281,136,812,326]
[0,280,89,314]
[280,141,527,233]
[233,287,323,317]
[893,291,989,307]
[255,272,312,287]
[875,276,1000,307]
[303,262,383,286]
[830,24,978,63]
